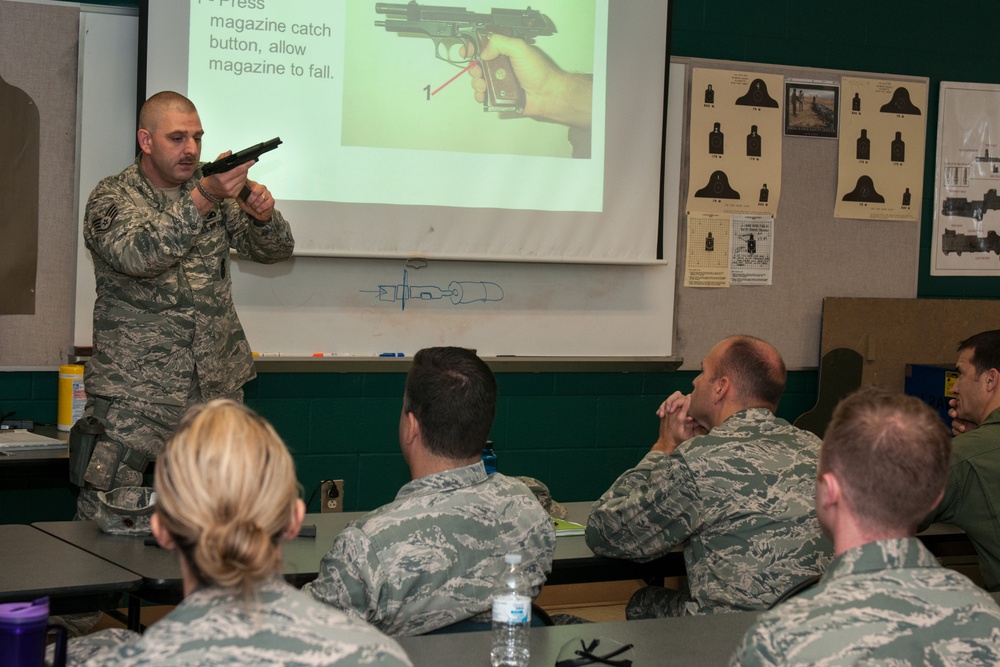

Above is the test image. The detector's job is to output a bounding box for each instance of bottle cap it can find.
[504,553,522,565]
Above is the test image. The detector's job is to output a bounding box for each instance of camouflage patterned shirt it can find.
[730,537,1000,666]
[586,408,832,615]
[303,462,556,636]
[70,577,412,667]
[83,156,294,405]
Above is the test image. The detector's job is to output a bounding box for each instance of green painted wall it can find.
[0,368,819,522]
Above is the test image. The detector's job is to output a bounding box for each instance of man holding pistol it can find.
[74,91,293,519]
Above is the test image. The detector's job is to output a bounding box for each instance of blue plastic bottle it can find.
[482,442,497,475]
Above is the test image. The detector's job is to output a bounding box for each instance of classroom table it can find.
[395,612,762,667]
[33,502,976,631]
[0,525,140,614]
[32,503,681,630]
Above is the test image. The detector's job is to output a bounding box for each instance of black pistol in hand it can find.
[201,137,282,176]
[201,137,282,201]
[374,2,555,113]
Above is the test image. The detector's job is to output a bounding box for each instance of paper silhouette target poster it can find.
[835,76,926,222]
[688,68,783,217]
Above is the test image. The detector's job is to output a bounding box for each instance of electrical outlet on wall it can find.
[320,479,344,513]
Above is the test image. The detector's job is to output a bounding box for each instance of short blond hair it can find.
[154,400,298,596]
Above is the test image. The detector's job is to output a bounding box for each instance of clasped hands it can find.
[651,391,708,454]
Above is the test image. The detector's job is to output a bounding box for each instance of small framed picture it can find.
[784,82,839,138]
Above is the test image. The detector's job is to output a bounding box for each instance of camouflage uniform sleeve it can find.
[60,628,139,666]
[83,177,205,278]
[729,618,782,667]
[303,526,387,628]
[585,450,702,561]
[222,201,294,264]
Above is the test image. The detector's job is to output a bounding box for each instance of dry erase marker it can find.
[257,352,283,358]
[376,352,404,357]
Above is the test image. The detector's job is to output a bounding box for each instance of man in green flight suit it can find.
[924,329,1000,591]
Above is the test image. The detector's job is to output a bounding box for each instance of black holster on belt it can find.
[68,396,112,488]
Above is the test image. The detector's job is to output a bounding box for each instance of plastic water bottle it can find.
[482,443,497,475]
[490,553,531,667]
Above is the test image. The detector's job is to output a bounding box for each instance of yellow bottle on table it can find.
[57,364,86,431]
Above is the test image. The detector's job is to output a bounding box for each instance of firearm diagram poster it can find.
[835,76,927,222]
[932,81,1000,276]
[687,68,783,217]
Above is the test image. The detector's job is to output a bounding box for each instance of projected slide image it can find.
[187,0,606,212]
[155,0,665,260]
[344,0,598,158]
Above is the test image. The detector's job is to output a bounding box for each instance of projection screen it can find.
[142,0,672,263]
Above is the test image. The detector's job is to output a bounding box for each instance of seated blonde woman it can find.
[71,400,411,667]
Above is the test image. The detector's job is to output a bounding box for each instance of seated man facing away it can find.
[304,346,556,636]
[586,335,831,617]
[732,387,1000,666]
[66,400,411,667]
[924,329,1000,591]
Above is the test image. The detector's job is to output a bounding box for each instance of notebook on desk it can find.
[0,430,66,451]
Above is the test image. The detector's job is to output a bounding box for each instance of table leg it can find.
[128,595,141,632]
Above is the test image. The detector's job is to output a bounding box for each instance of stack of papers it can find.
[0,430,65,451]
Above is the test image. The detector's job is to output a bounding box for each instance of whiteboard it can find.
[73,9,682,358]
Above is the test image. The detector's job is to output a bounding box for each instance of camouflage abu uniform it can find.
[586,408,832,616]
[303,462,556,636]
[65,577,412,667]
[77,156,293,518]
[731,537,1000,666]
[923,406,1000,591]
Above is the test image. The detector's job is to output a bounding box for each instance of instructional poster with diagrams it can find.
[932,82,1000,276]
[684,212,730,287]
[688,68,783,217]
[835,76,927,221]
[730,215,774,285]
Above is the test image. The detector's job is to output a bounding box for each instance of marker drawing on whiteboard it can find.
[361,268,504,312]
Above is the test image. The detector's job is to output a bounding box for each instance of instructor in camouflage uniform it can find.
[304,346,556,636]
[731,387,1000,666]
[586,335,832,617]
[76,91,293,519]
